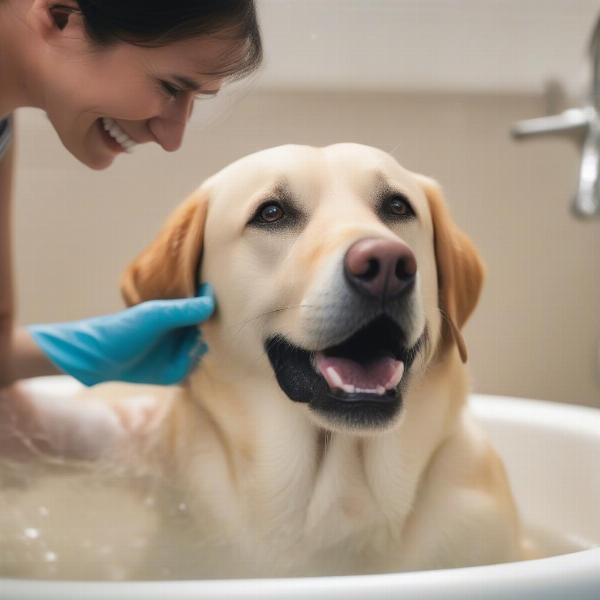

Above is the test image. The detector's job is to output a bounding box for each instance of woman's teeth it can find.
[101,117,136,153]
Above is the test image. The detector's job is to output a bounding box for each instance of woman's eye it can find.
[257,203,285,223]
[160,81,182,98]
[383,194,415,219]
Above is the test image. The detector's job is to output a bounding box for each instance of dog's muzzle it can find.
[264,237,424,431]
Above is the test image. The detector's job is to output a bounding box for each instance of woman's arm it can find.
[0,120,59,388]
[9,329,61,383]
[1,118,213,390]
[0,119,15,386]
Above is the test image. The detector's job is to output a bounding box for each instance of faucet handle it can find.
[511,107,593,142]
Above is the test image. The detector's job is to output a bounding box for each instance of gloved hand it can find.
[27,284,214,387]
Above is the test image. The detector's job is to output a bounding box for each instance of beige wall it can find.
[13,90,600,406]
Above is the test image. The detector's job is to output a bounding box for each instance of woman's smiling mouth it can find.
[99,117,137,153]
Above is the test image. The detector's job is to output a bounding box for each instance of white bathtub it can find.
[2,380,599,599]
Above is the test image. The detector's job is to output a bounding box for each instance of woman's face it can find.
[39,25,242,169]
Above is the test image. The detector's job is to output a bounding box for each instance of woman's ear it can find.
[415,175,485,363]
[121,187,209,306]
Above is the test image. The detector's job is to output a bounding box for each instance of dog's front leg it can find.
[397,428,524,571]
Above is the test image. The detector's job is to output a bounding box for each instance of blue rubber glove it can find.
[27,284,215,387]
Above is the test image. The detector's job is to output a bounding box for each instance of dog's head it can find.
[122,144,483,433]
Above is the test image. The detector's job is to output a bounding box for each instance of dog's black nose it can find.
[344,238,417,300]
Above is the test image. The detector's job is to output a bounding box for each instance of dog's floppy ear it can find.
[416,176,485,363]
[121,187,208,306]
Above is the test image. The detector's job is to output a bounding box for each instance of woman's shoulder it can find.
[0,115,13,161]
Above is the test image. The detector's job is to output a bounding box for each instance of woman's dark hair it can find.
[70,1,262,81]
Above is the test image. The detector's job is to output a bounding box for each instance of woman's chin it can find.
[75,147,116,171]
[87,155,115,171]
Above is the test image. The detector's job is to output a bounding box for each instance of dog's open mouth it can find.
[265,316,424,429]
[314,316,408,399]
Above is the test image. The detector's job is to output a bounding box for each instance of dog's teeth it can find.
[355,386,386,395]
[385,361,405,390]
[322,356,404,396]
[326,367,344,388]
[325,366,356,394]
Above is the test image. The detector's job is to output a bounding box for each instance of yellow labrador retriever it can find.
[2,143,525,578]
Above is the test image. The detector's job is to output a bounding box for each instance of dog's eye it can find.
[261,203,284,222]
[381,194,415,220]
[248,197,304,230]
[251,202,285,225]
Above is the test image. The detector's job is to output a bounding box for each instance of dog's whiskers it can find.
[225,304,317,341]
[438,308,454,337]
[436,308,457,361]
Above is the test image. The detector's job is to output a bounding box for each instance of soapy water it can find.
[0,381,267,581]
[0,452,595,582]
[0,457,212,581]
[0,384,596,581]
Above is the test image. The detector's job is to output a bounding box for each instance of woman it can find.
[0,0,262,389]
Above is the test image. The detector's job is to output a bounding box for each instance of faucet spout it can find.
[575,119,600,218]
[590,15,600,113]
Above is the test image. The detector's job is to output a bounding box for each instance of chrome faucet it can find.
[511,16,600,219]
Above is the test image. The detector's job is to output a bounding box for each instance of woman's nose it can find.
[148,93,195,152]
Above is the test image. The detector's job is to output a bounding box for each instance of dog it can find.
[1,143,526,578]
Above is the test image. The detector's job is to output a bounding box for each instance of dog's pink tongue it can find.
[315,353,404,396]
